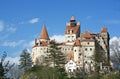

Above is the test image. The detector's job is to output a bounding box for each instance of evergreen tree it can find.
[92,41,104,78]
[0,62,4,77]
[0,52,14,78]
[19,49,32,71]
[46,41,66,79]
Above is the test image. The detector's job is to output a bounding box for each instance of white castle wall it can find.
[65,34,76,43]
[32,46,48,65]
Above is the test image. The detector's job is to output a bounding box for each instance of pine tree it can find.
[19,49,32,71]
[0,52,14,78]
[46,41,66,79]
[0,62,4,77]
[92,40,104,78]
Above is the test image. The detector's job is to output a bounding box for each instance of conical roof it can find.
[39,25,50,40]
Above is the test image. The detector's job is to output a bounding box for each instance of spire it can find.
[70,16,75,21]
[35,38,37,44]
[39,25,50,40]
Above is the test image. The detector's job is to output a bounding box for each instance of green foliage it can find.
[45,41,66,78]
[92,41,105,77]
[47,41,66,68]
[101,72,120,79]
[93,41,104,63]
[0,62,4,77]
[20,66,67,79]
[19,49,32,71]
[0,52,14,78]
[20,41,67,79]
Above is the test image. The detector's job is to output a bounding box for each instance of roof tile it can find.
[39,25,50,40]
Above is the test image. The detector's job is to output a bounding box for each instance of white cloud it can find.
[23,35,65,48]
[28,18,39,24]
[5,56,20,65]
[23,40,34,48]
[50,35,65,43]
[2,40,25,47]
[110,37,120,56]
[7,27,16,32]
[110,36,120,45]
[0,21,4,32]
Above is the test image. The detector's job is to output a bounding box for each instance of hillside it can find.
[20,66,120,79]
[20,66,68,79]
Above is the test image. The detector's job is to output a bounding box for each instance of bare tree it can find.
[8,64,23,79]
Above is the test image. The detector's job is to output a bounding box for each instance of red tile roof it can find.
[84,30,91,38]
[101,27,107,33]
[39,25,50,40]
[65,25,80,34]
[40,41,48,46]
[74,39,81,46]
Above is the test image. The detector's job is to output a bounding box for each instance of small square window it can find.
[90,48,92,51]
[79,53,81,56]
[74,50,76,52]
[87,42,89,45]
[91,61,93,63]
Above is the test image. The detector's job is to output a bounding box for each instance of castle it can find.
[32,16,110,73]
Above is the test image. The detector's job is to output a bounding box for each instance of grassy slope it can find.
[20,66,54,79]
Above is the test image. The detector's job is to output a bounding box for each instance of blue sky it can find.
[0,0,120,62]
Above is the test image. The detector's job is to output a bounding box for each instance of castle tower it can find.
[39,25,50,43]
[101,27,110,64]
[73,39,81,65]
[65,16,80,45]
[81,30,95,66]
[32,25,50,66]
[101,27,109,46]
